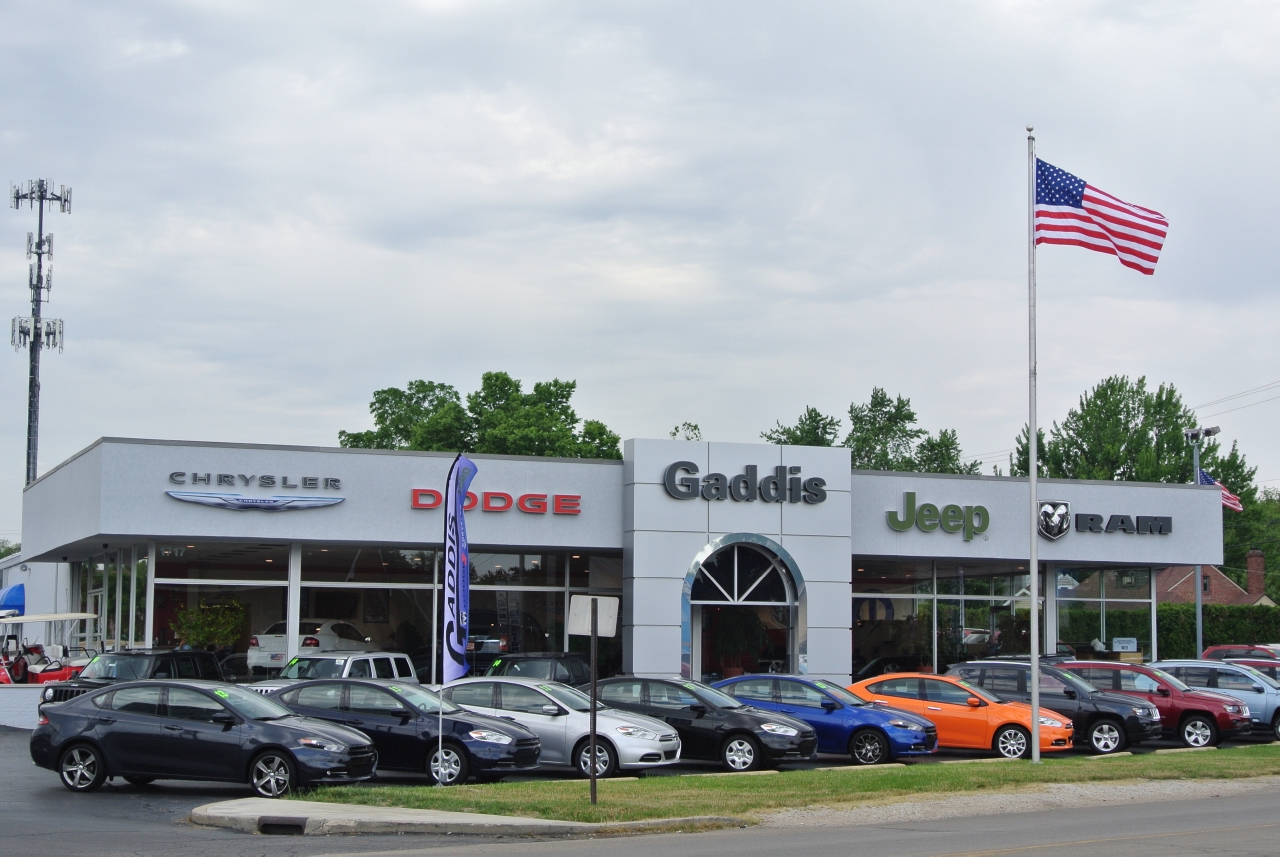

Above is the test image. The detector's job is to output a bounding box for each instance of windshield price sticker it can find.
[389,686,403,693]
[815,681,830,689]
[214,690,230,698]
[539,684,556,692]
[682,682,699,691]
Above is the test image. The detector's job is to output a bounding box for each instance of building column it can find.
[286,543,302,662]
[143,542,157,647]
[127,546,138,649]
[1042,564,1057,655]
[1149,568,1159,662]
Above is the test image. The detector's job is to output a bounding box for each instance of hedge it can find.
[1157,603,1280,659]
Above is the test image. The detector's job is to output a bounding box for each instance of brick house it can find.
[1155,549,1275,607]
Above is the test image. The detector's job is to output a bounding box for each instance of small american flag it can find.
[1199,468,1244,512]
[1035,160,1168,275]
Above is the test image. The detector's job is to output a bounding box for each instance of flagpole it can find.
[1027,125,1041,764]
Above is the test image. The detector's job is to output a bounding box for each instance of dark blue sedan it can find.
[713,675,937,764]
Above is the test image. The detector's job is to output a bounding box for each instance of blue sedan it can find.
[713,674,937,764]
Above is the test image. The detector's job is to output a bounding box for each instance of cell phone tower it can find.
[10,179,70,486]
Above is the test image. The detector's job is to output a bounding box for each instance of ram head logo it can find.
[1037,501,1071,541]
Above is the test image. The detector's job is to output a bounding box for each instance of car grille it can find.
[663,749,678,760]
[798,735,818,756]
[513,737,540,767]
[347,744,377,777]
[659,733,677,742]
[923,725,938,750]
[43,686,90,705]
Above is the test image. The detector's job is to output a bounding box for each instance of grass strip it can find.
[292,744,1280,825]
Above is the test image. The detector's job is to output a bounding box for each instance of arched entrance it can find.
[682,534,805,681]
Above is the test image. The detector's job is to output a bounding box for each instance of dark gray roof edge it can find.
[850,468,1218,490]
[25,436,624,491]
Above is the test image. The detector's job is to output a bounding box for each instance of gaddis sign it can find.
[662,461,827,504]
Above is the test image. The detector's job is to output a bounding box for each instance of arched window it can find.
[690,544,792,605]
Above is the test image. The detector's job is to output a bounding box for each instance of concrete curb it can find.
[190,798,746,837]
[935,757,1020,765]
[1151,746,1217,754]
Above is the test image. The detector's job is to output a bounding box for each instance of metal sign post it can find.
[568,593,618,807]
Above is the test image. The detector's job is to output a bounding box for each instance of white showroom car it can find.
[247,619,377,672]
[247,650,419,693]
[443,676,680,777]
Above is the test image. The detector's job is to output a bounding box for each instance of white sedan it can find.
[443,676,680,777]
[247,620,376,672]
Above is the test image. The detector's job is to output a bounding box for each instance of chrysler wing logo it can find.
[1038,500,1071,541]
[166,491,345,512]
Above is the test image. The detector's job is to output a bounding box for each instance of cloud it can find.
[0,0,1276,535]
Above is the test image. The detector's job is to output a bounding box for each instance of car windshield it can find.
[79,654,151,681]
[956,678,1004,704]
[684,681,743,709]
[1052,668,1098,696]
[811,680,864,706]
[263,622,322,636]
[279,657,345,679]
[214,685,295,720]
[1236,664,1280,689]
[538,683,604,712]
[501,660,555,679]
[1148,668,1190,691]
[393,684,460,715]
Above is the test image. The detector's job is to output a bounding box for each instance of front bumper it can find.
[1124,716,1162,741]
[467,736,542,773]
[294,744,378,785]
[759,730,818,760]
[616,735,682,769]
[885,725,939,756]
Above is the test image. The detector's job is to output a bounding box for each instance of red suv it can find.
[1064,661,1252,747]
[1202,645,1280,660]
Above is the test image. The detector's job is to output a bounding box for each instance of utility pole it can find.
[1185,425,1221,658]
[10,179,70,486]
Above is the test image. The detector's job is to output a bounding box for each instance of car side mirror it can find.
[821,699,839,711]
[1062,689,1077,699]
[365,637,372,643]
[1157,687,1171,697]
[541,704,563,716]
[690,703,708,715]
[967,697,981,708]
[210,712,237,725]
[1253,685,1266,694]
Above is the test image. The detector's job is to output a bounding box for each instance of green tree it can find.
[0,540,18,561]
[761,406,841,447]
[1011,375,1264,574]
[761,389,980,474]
[170,599,245,649]
[669,422,702,441]
[339,372,622,460]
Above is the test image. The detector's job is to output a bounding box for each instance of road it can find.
[3,724,1278,856]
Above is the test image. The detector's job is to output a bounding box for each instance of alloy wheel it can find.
[431,747,464,785]
[852,731,886,764]
[251,754,292,797]
[724,738,756,770]
[60,747,99,790]
[1183,719,1213,747]
[996,728,1028,759]
[1091,722,1122,753]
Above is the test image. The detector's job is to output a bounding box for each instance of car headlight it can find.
[1224,704,1250,716]
[1136,707,1160,720]
[1039,716,1063,728]
[615,726,658,741]
[298,737,345,752]
[43,688,53,701]
[468,729,513,744]
[760,722,799,737]
[887,718,925,732]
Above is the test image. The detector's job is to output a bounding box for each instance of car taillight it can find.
[498,635,509,653]
[37,714,48,726]
[249,636,259,648]
[302,636,320,647]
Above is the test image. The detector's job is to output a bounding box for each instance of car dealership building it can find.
[4,436,1224,685]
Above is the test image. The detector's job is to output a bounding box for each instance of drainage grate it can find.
[258,816,308,836]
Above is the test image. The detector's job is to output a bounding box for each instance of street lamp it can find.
[1184,425,1221,658]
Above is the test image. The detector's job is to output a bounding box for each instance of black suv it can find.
[39,649,226,707]
[947,659,1162,754]
[484,652,592,685]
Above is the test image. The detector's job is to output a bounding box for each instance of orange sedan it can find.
[847,673,1073,759]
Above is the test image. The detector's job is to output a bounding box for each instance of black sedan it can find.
[270,679,541,784]
[30,680,374,796]
[595,677,817,771]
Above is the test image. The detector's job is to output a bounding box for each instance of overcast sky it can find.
[0,1,1277,539]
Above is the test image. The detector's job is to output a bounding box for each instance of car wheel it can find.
[1272,714,1280,742]
[574,738,618,779]
[1180,715,1218,748]
[721,734,765,772]
[993,725,1031,759]
[249,751,296,798]
[429,742,470,786]
[59,744,107,792]
[122,776,155,786]
[1087,720,1126,755]
[849,728,889,765]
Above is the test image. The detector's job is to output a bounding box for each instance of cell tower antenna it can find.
[10,179,70,485]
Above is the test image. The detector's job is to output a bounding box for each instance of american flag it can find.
[1199,468,1244,512]
[1035,160,1168,275]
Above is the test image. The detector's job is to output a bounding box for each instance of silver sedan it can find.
[443,676,680,777]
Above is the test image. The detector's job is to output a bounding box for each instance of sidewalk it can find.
[190,797,743,837]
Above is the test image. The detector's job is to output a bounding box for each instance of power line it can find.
[1201,393,1280,420]
[1192,380,1280,411]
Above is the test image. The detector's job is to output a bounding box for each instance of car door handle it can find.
[96,717,116,724]
[927,706,942,711]
[345,719,364,726]
[163,724,183,731]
